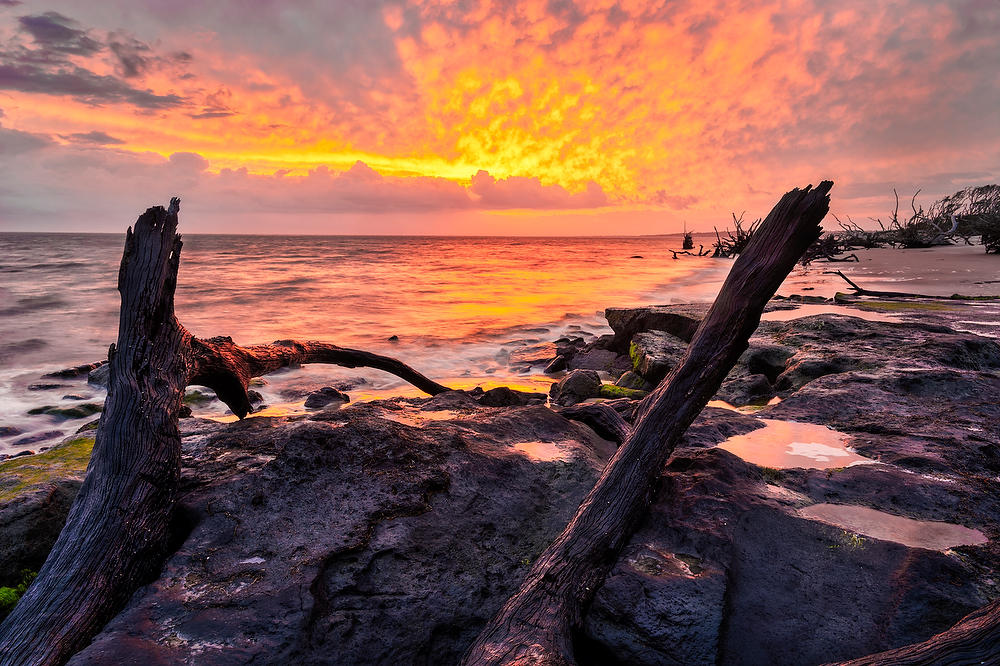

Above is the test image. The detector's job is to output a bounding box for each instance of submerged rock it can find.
[304,386,351,408]
[26,403,102,420]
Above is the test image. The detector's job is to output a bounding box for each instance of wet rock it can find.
[12,431,63,446]
[614,371,652,391]
[26,404,102,420]
[247,389,265,405]
[605,304,706,352]
[183,389,217,406]
[304,386,351,408]
[474,386,547,407]
[508,342,558,368]
[388,335,399,342]
[0,435,92,587]
[567,346,631,377]
[0,426,23,438]
[543,355,568,374]
[740,344,795,383]
[775,355,856,391]
[61,394,90,401]
[177,405,193,419]
[27,383,64,391]
[549,369,603,406]
[87,363,110,388]
[714,373,773,406]
[43,361,105,379]
[629,331,688,384]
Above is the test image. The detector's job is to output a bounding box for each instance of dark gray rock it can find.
[304,387,351,408]
[87,363,110,388]
[0,426,23,438]
[549,369,603,406]
[543,354,568,374]
[11,431,63,446]
[474,386,547,407]
[629,331,688,384]
[605,304,707,352]
[70,402,612,665]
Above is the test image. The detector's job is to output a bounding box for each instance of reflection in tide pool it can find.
[799,503,988,551]
[513,440,575,462]
[717,419,872,469]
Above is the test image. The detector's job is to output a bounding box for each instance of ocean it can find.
[0,232,733,454]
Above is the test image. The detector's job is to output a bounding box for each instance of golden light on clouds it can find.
[0,0,997,232]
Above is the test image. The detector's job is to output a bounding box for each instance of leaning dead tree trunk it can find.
[463,182,832,666]
[832,598,1000,665]
[0,200,452,665]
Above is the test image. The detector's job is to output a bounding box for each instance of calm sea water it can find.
[0,232,732,453]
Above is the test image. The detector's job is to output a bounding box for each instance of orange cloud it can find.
[0,0,997,232]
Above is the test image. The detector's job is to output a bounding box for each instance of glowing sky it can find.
[0,0,997,234]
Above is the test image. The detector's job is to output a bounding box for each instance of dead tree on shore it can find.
[462,181,833,665]
[829,270,1000,302]
[0,199,453,665]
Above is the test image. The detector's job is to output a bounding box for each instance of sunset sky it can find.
[0,0,997,234]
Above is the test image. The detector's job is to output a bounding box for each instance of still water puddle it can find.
[762,304,899,323]
[380,409,461,426]
[798,503,988,550]
[512,440,575,462]
[717,419,872,469]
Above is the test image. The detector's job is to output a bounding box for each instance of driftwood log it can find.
[829,270,1000,301]
[832,598,1000,665]
[462,182,833,665]
[0,199,452,665]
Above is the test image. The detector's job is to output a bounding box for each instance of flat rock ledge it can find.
[0,307,997,665]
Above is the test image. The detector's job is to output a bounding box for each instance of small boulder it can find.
[543,355,568,374]
[614,371,652,391]
[550,370,603,406]
[605,305,706,352]
[87,363,111,388]
[475,387,547,407]
[304,387,351,409]
[629,331,688,384]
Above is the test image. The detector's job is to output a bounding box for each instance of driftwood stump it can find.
[0,200,452,665]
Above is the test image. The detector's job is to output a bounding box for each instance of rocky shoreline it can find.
[1,298,998,664]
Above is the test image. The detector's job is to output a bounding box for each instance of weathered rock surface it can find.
[629,330,688,384]
[1,306,997,665]
[605,304,706,352]
[0,435,92,587]
[69,398,614,665]
[549,369,603,406]
[303,386,351,408]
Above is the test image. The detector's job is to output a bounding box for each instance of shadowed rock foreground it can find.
[2,306,998,665]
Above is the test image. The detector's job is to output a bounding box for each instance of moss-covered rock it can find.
[26,403,102,419]
[0,434,94,505]
[0,435,92,587]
